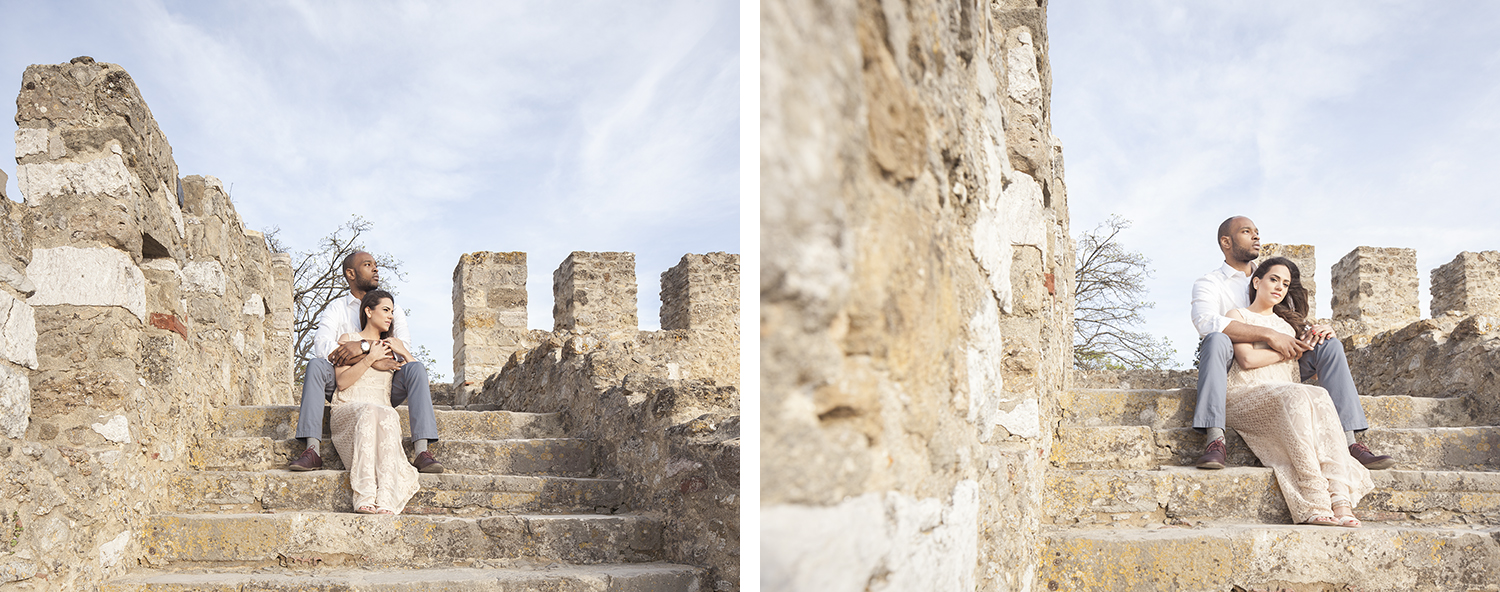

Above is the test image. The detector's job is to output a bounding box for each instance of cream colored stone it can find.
[27,246,147,321]
[98,531,130,569]
[15,127,47,158]
[242,294,265,316]
[0,291,38,369]
[1006,29,1043,107]
[15,154,132,201]
[91,415,131,443]
[0,363,29,439]
[182,260,226,296]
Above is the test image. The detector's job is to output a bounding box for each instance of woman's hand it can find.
[367,339,391,361]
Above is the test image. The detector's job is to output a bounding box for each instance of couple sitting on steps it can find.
[1189,216,1395,528]
[285,251,443,515]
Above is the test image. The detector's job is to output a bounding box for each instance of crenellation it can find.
[451,251,531,393]
[1330,246,1419,339]
[660,252,739,333]
[1430,251,1500,317]
[552,251,638,337]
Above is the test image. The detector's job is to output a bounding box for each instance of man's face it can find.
[346,252,380,292]
[1223,218,1260,263]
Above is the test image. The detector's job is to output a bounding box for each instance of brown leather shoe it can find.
[413,451,445,474]
[288,448,322,471]
[1349,443,1395,470]
[1195,438,1227,470]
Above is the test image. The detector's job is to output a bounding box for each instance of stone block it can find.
[27,246,146,321]
[0,291,38,369]
[1254,243,1316,313]
[0,363,30,438]
[1330,246,1419,336]
[1431,251,1500,317]
[659,252,739,333]
[553,251,637,337]
[182,260,226,296]
[452,251,529,388]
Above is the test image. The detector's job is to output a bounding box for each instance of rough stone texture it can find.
[26,246,147,320]
[2,59,291,591]
[660,252,739,334]
[1331,246,1420,342]
[1347,313,1500,425]
[552,252,638,338]
[0,169,7,201]
[1431,251,1500,317]
[1254,243,1316,313]
[480,336,739,590]
[452,251,532,395]
[762,0,1073,590]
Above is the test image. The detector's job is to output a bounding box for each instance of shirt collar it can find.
[1218,260,1257,279]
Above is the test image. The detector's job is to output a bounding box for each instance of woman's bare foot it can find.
[355,505,393,515]
[1333,502,1361,528]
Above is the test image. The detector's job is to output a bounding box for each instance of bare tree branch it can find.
[1073,215,1178,371]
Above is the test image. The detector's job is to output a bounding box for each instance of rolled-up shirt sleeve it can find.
[1190,276,1232,339]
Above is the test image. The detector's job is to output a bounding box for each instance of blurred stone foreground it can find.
[2,57,738,591]
[762,1,1500,590]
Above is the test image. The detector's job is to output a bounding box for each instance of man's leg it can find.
[391,361,444,473]
[1299,337,1394,469]
[289,358,336,470]
[1193,333,1234,469]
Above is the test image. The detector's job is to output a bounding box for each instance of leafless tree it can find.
[265,216,445,381]
[1073,215,1176,370]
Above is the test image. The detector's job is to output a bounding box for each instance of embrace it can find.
[1189,216,1395,528]
[285,251,443,515]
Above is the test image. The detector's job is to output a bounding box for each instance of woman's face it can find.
[365,298,395,332]
[1254,265,1292,307]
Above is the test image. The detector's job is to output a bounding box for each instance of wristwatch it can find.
[360,341,370,353]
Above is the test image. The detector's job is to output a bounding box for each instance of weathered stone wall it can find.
[761,0,1073,589]
[1330,246,1419,341]
[553,251,638,340]
[3,58,291,590]
[451,251,530,397]
[468,250,740,590]
[1430,251,1500,318]
[1347,313,1500,423]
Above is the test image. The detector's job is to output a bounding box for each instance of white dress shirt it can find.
[311,292,413,360]
[1190,261,1258,339]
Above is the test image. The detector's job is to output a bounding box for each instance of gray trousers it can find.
[294,358,440,442]
[1193,332,1369,433]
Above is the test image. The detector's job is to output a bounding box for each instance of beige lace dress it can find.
[331,362,420,514]
[1225,308,1374,523]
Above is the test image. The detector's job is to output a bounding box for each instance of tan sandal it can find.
[355,506,392,515]
[1303,515,1339,527]
[1332,502,1361,528]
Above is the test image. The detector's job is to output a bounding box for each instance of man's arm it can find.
[389,306,413,362]
[310,303,344,361]
[1190,275,1308,358]
[1222,319,1309,359]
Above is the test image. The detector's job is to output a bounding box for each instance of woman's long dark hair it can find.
[359,289,395,340]
[1248,257,1308,331]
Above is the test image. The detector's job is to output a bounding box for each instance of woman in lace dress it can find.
[332,289,421,515]
[1224,257,1373,527]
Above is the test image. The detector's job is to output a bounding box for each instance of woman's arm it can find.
[335,335,390,391]
[1225,311,1293,370]
[383,337,413,364]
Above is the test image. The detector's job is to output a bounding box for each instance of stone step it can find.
[188,437,594,476]
[1039,523,1500,592]
[170,471,624,515]
[1053,426,1500,471]
[140,512,663,567]
[1047,467,1500,527]
[210,405,565,440]
[1059,389,1474,429]
[103,563,702,591]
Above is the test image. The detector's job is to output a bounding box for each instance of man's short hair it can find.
[1217,216,1245,242]
[341,252,364,276]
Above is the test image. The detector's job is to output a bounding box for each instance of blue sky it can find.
[0,0,740,382]
[1050,2,1500,367]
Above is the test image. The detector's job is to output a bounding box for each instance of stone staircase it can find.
[101,404,704,591]
[1040,385,1500,591]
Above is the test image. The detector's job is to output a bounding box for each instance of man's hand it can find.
[1265,330,1313,360]
[1301,324,1336,347]
[371,357,404,371]
[329,340,368,367]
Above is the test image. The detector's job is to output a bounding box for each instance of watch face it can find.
[361,341,369,352]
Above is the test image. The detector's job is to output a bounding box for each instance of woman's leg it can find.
[335,404,378,511]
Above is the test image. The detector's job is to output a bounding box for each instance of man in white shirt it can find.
[287,251,444,473]
[1189,216,1393,470]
